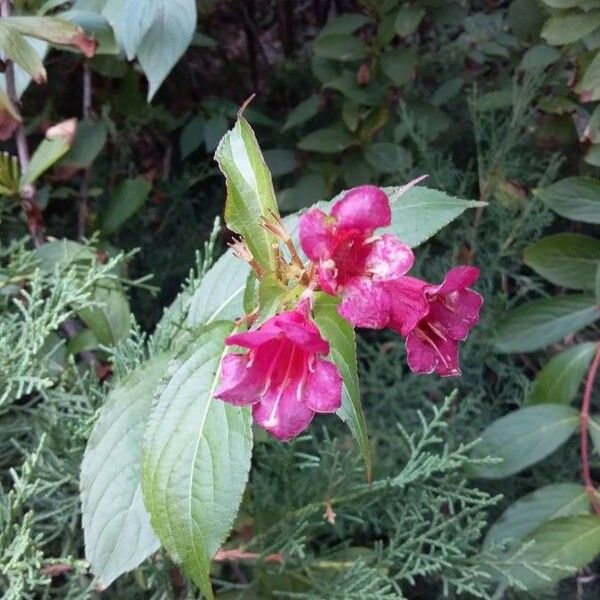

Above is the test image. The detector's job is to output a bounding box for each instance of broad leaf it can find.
[0,22,46,84]
[215,117,280,271]
[494,295,599,353]
[313,293,372,480]
[518,44,561,72]
[364,143,412,174]
[81,353,170,588]
[535,176,600,224]
[58,119,107,169]
[524,233,600,290]
[394,6,425,37]
[484,483,591,551]
[297,126,354,153]
[282,95,320,131]
[313,34,366,62]
[318,14,371,37]
[380,48,416,85]
[470,405,579,478]
[136,0,197,100]
[141,322,253,600]
[504,515,600,589]
[102,0,157,60]
[541,11,600,45]
[382,185,486,247]
[579,49,600,101]
[527,343,597,405]
[263,148,297,177]
[100,177,151,235]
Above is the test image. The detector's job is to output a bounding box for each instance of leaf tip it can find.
[238,94,256,118]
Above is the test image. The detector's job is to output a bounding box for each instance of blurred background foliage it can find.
[2,0,600,598]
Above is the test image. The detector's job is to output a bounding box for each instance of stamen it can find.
[416,327,450,369]
[259,343,287,397]
[265,346,296,426]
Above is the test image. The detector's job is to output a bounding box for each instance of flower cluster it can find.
[216,184,483,440]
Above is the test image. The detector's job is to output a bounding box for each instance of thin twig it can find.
[580,342,600,516]
[77,61,92,240]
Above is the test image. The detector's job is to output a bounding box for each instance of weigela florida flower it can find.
[404,266,483,377]
[299,185,422,330]
[215,300,342,441]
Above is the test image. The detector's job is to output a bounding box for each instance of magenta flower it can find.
[404,266,483,377]
[299,185,416,328]
[215,301,342,441]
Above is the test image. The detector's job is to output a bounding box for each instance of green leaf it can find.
[100,177,151,235]
[297,126,354,153]
[380,48,416,85]
[364,142,412,174]
[263,148,296,177]
[542,11,600,45]
[180,115,204,158]
[494,295,599,353]
[313,35,366,62]
[81,353,170,588]
[5,15,96,57]
[0,22,46,84]
[542,0,596,7]
[470,405,579,479]
[282,95,320,131]
[505,515,600,589]
[57,119,107,169]
[34,238,95,272]
[313,293,372,480]
[484,483,591,550]
[141,322,253,600]
[187,251,249,327]
[215,117,280,272]
[257,272,288,319]
[61,9,118,55]
[524,233,600,290]
[136,0,197,100]
[20,122,74,187]
[78,282,131,346]
[319,14,371,37]
[67,329,99,355]
[535,177,600,223]
[203,114,229,153]
[508,0,545,42]
[527,343,597,405]
[519,43,562,72]
[579,49,600,101]
[382,184,486,247]
[394,5,425,37]
[589,416,600,454]
[278,174,326,212]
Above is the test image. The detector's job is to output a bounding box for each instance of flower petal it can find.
[215,353,263,405]
[304,358,342,413]
[338,277,391,329]
[366,234,414,281]
[282,321,329,355]
[429,266,480,296]
[406,329,461,377]
[428,289,483,341]
[331,185,391,231]
[386,277,429,336]
[253,386,315,441]
[299,207,332,261]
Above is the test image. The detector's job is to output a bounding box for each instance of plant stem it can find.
[580,342,600,516]
[77,61,92,240]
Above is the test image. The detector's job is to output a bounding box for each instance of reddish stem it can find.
[580,342,600,516]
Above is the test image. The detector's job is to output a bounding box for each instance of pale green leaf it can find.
[527,343,597,405]
[542,11,600,45]
[81,354,170,588]
[535,176,600,223]
[215,117,280,271]
[589,415,600,454]
[579,49,600,101]
[141,322,253,600]
[0,22,46,84]
[470,405,580,478]
[21,133,72,187]
[494,295,599,353]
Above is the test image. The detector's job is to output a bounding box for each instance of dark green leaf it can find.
[535,177,600,224]
[380,48,416,85]
[484,483,591,550]
[579,50,600,101]
[141,322,253,600]
[494,295,599,353]
[364,142,412,174]
[541,11,600,45]
[263,148,296,177]
[524,233,600,290]
[81,354,170,588]
[313,293,372,480]
[527,343,597,405]
[58,119,107,169]
[319,14,371,37]
[519,43,561,72]
[394,6,425,37]
[203,114,229,153]
[180,116,205,158]
[101,177,151,235]
[470,405,579,478]
[282,95,320,131]
[297,126,354,153]
[313,35,366,62]
[215,117,280,271]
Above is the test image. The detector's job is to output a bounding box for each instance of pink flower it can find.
[404,267,483,377]
[215,301,342,441]
[299,185,416,328]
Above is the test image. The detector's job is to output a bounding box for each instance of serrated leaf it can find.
[382,184,486,247]
[484,483,591,551]
[505,515,600,589]
[136,0,197,100]
[535,177,600,224]
[100,177,151,235]
[141,322,253,600]
[470,405,579,479]
[527,343,597,405]
[494,295,599,353]
[81,353,170,588]
[0,22,46,84]
[282,95,320,131]
[541,11,600,45]
[313,293,372,480]
[215,117,279,272]
[524,233,600,290]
